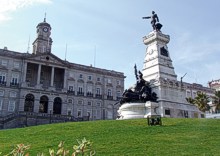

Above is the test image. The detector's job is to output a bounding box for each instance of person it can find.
[143,11,160,31]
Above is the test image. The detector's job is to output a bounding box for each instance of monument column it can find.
[142,31,177,82]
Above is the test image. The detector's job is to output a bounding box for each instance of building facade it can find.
[0,18,125,121]
[208,79,220,91]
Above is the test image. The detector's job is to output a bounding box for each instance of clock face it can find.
[43,27,48,32]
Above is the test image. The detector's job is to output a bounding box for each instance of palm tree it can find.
[186,97,195,104]
[193,92,210,112]
[213,91,220,113]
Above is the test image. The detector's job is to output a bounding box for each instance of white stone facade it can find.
[0,19,125,120]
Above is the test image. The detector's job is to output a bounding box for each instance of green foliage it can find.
[1,139,95,156]
[72,138,95,156]
[4,144,30,156]
[194,92,210,112]
[213,91,220,112]
[1,119,220,155]
[186,97,195,104]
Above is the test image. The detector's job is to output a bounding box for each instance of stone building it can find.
[0,18,125,124]
[208,79,220,91]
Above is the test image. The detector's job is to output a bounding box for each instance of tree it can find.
[193,92,210,112]
[213,91,220,113]
[186,97,195,104]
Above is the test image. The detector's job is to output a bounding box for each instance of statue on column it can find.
[143,11,163,32]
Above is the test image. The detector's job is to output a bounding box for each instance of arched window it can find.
[53,97,62,114]
[39,95,49,113]
[24,94,35,112]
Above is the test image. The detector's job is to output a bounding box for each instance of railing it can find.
[87,92,93,97]
[77,92,84,96]
[67,90,75,95]
[0,81,6,86]
[95,94,102,99]
[107,95,113,100]
[10,82,19,88]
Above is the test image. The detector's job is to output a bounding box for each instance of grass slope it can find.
[0,118,220,155]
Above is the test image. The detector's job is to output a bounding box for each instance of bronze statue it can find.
[143,11,162,31]
[118,65,158,105]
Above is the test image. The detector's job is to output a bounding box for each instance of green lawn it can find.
[0,118,220,155]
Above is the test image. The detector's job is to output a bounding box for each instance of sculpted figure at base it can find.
[119,64,158,105]
[143,11,163,31]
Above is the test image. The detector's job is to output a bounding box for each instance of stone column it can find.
[23,62,27,82]
[37,64,41,85]
[50,66,54,86]
[63,69,67,89]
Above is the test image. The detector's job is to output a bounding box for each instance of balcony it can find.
[67,90,75,95]
[87,92,93,97]
[10,82,19,88]
[77,92,84,96]
[107,95,113,100]
[0,81,6,86]
[95,94,102,99]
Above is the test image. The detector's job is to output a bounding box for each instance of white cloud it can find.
[0,0,52,23]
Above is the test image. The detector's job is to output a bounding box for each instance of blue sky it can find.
[0,0,220,88]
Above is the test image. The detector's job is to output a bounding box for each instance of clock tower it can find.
[32,17,53,54]
[142,31,177,81]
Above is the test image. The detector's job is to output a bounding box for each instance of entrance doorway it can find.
[53,97,62,114]
[39,95,49,113]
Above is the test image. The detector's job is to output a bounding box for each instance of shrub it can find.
[1,138,95,156]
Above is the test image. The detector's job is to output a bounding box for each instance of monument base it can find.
[117,101,159,120]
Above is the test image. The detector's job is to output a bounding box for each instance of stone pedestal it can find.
[117,101,159,120]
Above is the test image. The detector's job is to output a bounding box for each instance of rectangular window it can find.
[78,86,83,93]
[68,99,73,104]
[97,77,101,82]
[96,88,101,95]
[186,91,191,98]
[8,101,15,112]
[0,90,4,96]
[14,62,20,68]
[107,89,112,96]
[10,91,17,98]
[165,109,170,115]
[88,101,92,106]
[88,75,92,81]
[117,80,120,85]
[78,100,83,105]
[79,74,83,79]
[69,86,74,91]
[0,72,6,83]
[11,73,19,84]
[2,60,8,66]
